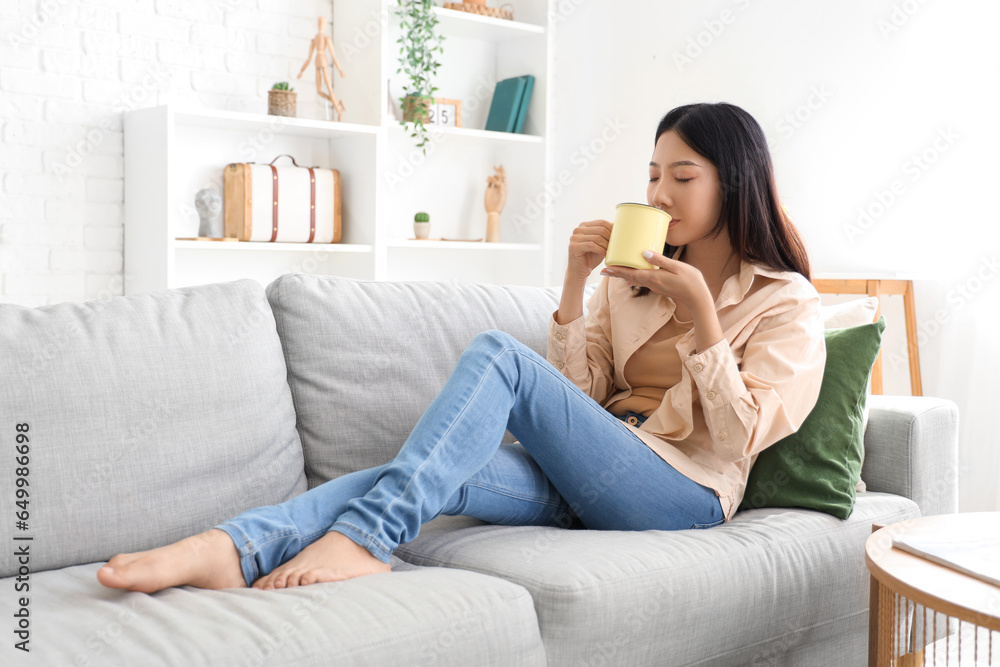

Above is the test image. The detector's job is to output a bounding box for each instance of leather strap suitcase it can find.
[224,154,342,243]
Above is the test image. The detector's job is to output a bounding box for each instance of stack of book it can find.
[485,75,535,134]
[892,532,1000,587]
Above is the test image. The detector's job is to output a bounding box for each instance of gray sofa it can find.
[0,273,959,666]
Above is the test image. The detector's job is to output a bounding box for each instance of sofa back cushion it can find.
[265,274,567,488]
[0,280,307,576]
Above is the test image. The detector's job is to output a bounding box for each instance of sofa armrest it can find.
[861,395,959,517]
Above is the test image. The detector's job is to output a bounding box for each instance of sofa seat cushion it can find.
[395,493,919,667]
[2,559,546,667]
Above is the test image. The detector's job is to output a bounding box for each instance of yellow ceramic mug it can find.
[605,203,672,270]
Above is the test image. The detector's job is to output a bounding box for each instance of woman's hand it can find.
[566,220,613,282]
[601,249,724,352]
[601,250,712,310]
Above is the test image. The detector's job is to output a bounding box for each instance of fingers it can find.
[638,249,685,274]
[600,266,642,288]
[575,241,607,256]
[571,231,610,244]
[572,221,612,240]
[570,236,610,257]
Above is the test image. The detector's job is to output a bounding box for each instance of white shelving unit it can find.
[123,0,555,295]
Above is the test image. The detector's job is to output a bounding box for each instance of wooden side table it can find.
[812,273,922,396]
[866,513,1000,666]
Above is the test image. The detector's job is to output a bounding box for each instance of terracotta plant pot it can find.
[268,90,297,117]
[402,95,433,124]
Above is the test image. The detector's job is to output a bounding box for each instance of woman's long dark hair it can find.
[632,102,810,298]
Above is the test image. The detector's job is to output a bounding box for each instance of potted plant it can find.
[268,82,296,117]
[395,0,445,154]
[413,211,431,239]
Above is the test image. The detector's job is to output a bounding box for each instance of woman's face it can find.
[646,130,724,248]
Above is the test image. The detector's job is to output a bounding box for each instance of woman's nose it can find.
[650,181,672,208]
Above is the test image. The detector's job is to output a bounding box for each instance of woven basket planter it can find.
[401,94,433,124]
[443,2,513,21]
[268,90,297,117]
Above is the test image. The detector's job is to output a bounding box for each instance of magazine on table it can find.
[891,533,1000,588]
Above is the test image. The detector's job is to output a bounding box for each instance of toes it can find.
[271,571,291,589]
[105,553,134,570]
[96,565,118,587]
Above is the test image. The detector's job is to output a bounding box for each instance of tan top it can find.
[606,315,691,417]
[547,260,826,521]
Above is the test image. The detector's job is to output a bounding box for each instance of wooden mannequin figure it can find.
[298,16,346,121]
[484,165,506,242]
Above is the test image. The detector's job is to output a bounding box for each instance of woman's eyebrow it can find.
[649,160,701,168]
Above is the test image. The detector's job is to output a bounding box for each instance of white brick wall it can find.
[0,0,334,306]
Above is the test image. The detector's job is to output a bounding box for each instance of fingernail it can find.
[642,250,653,259]
[601,269,614,275]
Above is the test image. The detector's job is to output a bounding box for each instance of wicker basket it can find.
[268,89,297,117]
[443,2,514,21]
[401,95,432,123]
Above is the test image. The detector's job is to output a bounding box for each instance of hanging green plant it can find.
[395,0,445,154]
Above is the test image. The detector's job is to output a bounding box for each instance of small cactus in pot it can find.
[413,211,431,239]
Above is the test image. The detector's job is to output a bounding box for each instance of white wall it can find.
[551,0,1000,511]
[0,0,335,306]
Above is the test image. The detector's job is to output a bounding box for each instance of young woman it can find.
[97,102,825,594]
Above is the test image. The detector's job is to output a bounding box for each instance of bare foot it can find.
[96,529,245,593]
[251,531,390,590]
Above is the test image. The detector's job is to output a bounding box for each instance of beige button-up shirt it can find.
[547,261,826,521]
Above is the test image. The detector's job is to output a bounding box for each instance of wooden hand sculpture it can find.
[484,165,506,242]
[298,16,346,121]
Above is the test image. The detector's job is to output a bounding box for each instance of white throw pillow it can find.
[820,296,880,330]
[819,296,880,493]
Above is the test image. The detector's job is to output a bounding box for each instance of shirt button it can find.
[706,391,716,400]
[554,332,564,341]
[627,416,638,425]
[718,431,727,440]
[693,363,704,373]
[556,361,565,369]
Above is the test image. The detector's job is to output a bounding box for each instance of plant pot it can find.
[402,95,433,124]
[268,90,297,117]
[413,221,431,239]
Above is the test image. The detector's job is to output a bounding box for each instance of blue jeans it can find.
[215,330,724,586]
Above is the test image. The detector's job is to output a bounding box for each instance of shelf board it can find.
[433,7,545,41]
[388,240,541,251]
[812,271,927,281]
[173,240,373,252]
[171,106,379,140]
[389,122,542,144]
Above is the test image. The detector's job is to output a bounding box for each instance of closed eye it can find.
[675,178,692,183]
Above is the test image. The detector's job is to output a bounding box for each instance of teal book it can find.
[485,76,527,133]
[513,75,535,134]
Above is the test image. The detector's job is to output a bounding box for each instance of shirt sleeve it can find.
[547,276,616,406]
[683,282,826,463]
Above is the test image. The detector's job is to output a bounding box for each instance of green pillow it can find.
[739,316,886,519]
